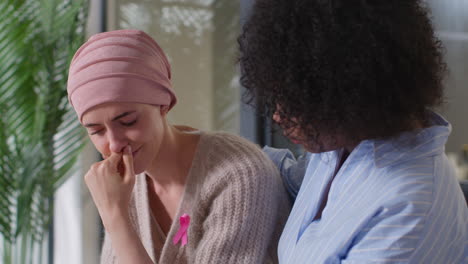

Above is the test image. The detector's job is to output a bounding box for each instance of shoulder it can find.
[196,131,286,198]
[364,117,454,206]
[358,151,464,219]
[358,157,436,213]
[202,131,263,153]
[200,131,278,173]
[380,156,435,188]
[350,156,467,263]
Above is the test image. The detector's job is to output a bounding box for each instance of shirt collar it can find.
[371,111,451,168]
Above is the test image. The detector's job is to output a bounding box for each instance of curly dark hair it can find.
[238,0,447,148]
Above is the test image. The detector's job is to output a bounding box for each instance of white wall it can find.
[54,1,103,264]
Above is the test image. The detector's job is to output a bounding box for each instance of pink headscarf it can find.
[67,29,177,122]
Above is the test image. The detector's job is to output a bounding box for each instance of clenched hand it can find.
[84,145,136,231]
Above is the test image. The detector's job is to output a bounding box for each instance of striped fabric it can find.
[265,112,468,264]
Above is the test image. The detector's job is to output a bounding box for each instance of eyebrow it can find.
[83,111,136,128]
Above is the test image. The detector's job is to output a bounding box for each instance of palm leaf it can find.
[0,0,89,263]
[0,105,16,243]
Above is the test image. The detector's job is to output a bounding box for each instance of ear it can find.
[160,105,170,116]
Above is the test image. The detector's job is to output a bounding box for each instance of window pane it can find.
[426,0,468,153]
[110,0,240,133]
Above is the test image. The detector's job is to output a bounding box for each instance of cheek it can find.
[287,128,299,137]
[285,126,303,139]
[89,137,109,156]
[138,118,165,142]
[126,127,150,143]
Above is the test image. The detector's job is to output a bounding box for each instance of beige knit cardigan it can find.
[100,131,291,264]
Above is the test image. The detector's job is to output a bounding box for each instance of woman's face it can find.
[273,109,345,153]
[82,102,167,174]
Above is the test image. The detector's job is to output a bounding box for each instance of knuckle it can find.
[84,173,91,183]
[90,163,98,171]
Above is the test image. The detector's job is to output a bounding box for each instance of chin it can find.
[303,143,331,153]
[133,165,145,175]
[130,159,143,174]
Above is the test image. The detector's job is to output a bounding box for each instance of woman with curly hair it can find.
[239,0,467,263]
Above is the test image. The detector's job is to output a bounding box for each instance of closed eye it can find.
[90,129,104,136]
[121,119,137,127]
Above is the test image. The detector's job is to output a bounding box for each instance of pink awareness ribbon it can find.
[173,213,190,246]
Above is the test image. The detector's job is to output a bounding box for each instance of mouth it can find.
[286,134,302,145]
[288,137,301,145]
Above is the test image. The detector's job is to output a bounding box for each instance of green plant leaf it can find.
[0,0,89,261]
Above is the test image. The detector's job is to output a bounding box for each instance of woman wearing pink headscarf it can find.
[67,29,290,264]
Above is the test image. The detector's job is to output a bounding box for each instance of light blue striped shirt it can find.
[265,112,467,263]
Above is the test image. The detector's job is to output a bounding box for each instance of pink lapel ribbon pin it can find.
[173,213,190,246]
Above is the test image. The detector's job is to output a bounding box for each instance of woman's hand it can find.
[84,145,136,231]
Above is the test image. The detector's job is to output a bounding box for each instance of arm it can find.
[263,146,310,200]
[192,160,290,264]
[86,147,154,264]
[101,212,154,264]
[341,200,432,264]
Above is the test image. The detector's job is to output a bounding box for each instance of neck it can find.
[343,143,357,155]
[145,124,199,191]
[337,142,357,170]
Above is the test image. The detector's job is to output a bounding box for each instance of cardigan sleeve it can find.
[191,158,289,264]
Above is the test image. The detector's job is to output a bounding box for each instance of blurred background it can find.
[0,0,466,263]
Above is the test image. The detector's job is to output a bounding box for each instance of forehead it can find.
[81,102,146,123]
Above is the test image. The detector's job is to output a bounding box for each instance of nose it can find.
[107,130,128,153]
[272,111,281,123]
